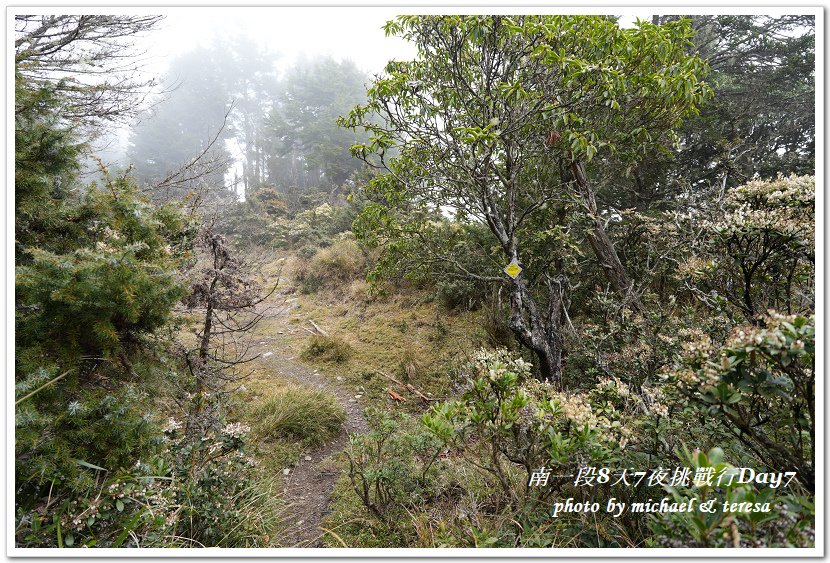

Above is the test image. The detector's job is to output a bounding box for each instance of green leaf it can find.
[73,458,108,472]
[585,144,597,161]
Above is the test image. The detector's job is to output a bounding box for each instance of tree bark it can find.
[568,160,642,310]
[482,171,566,385]
[507,278,564,386]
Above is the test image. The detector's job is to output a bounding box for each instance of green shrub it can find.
[297,244,318,259]
[155,420,275,547]
[15,417,278,548]
[648,447,814,547]
[435,278,490,311]
[16,176,188,360]
[669,312,815,490]
[301,335,353,363]
[251,385,345,446]
[422,348,625,509]
[344,408,442,520]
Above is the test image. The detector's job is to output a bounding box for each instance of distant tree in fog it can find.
[263,57,369,195]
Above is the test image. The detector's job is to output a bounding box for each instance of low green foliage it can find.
[648,447,814,548]
[15,418,279,548]
[251,385,345,446]
[162,420,279,547]
[15,375,164,502]
[422,349,627,509]
[344,408,442,519]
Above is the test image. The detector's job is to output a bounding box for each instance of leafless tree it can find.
[15,15,162,135]
[180,225,280,438]
[141,105,238,208]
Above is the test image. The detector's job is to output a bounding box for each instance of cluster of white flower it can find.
[714,174,814,244]
[682,335,714,361]
[596,376,631,398]
[221,421,251,438]
[163,417,183,433]
[95,240,117,253]
[726,313,812,357]
[469,347,533,380]
[208,442,223,455]
[642,385,669,417]
[553,393,596,428]
[733,174,814,206]
[234,450,259,467]
[102,226,122,240]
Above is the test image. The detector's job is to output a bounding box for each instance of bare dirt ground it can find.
[249,297,368,547]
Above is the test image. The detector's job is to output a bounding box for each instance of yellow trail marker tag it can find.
[503,260,522,279]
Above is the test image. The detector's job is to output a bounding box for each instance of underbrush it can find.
[323,347,816,548]
[15,414,284,548]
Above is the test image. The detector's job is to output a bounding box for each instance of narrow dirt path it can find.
[250,298,368,547]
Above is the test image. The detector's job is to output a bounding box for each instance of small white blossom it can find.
[163,417,182,433]
[221,422,251,438]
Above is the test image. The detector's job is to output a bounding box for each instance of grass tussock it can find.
[302,335,353,363]
[251,385,346,446]
[295,238,365,293]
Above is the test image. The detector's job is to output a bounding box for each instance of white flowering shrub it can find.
[682,174,814,321]
[423,349,626,507]
[669,312,814,491]
[158,418,266,547]
[714,174,814,245]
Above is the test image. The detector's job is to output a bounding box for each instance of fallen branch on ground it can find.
[308,320,329,337]
[374,369,434,403]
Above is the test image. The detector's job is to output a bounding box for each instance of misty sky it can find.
[139,8,654,80]
[99,8,652,171]
[95,8,653,180]
[145,8,418,78]
[99,8,419,165]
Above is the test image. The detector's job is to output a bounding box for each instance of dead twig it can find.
[388,390,407,403]
[375,370,434,403]
[308,320,329,337]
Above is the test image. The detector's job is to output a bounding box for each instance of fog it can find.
[148,8,417,78]
[92,8,653,198]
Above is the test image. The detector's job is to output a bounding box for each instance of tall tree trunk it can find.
[241,161,249,200]
[568,160,642,310]
[483,168,566,385]
[507,278,564,386]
